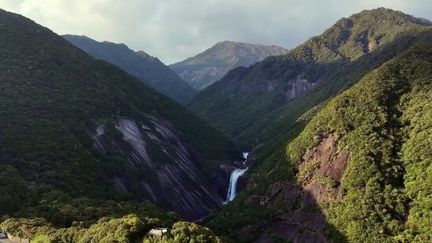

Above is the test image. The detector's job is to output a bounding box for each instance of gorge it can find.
[0,5,432,243]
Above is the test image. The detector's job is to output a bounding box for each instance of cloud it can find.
[0,0,430,63]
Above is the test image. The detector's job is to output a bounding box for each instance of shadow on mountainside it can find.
[205,29,432,243]
[204,146,348,243]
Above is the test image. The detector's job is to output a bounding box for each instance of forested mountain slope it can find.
[64,35,196,104]
[190,8,431,150]
[206,29,432,243]
[0,8,235,241]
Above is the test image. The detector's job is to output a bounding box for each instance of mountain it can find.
[284,38,432,242]
[0,8,236,241]
[3,6,432,243]
[203,10,432,243]
[190,8,432,152]
[63,34,196,104]
[170,41,288,90]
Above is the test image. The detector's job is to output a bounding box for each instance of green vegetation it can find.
[0,8,230,242]
[1,217,225,243]
[63,35,197,104]
[286,39,432,242]
[1,6,432,243]
[144,222,225,243]
[190,8,431,154]
[206,22,432,243]
[0,7,233,199]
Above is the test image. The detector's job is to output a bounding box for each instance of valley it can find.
[0,4,431,243]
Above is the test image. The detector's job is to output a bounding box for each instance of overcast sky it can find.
[0,0,431,64]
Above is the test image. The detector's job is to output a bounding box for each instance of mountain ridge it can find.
[206,28,432,243]
[170,40,288,90]
[0,8,235,224]
[1,6,432,243]
[63,34,196,104]
[190,8,432,147]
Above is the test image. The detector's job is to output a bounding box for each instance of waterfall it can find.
[225,152,250,203]
[226,167,248,202]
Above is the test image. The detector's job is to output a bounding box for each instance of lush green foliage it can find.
[0,165,29,215]
[63,35,196,104]
[190,8,431,151]
[0,7,233,201]
[206,27,432,243]
[397,50,432,242]
[2,7,432,243]
[0,9,230,242]
[144,222,225,243]
[2,215,153,242]
[1,217,225,243]
[286,39,432,241]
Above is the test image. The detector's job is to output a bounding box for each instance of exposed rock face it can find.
[297,133,349,203]
[63,35,196,103]
[189,8,432,146]
[93,117,225,220]
[170,41,288,90]
[285,75,318,101]
[234,134,349,242]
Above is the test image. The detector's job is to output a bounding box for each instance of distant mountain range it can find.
[170,41,288,90]
[63,35,196,104]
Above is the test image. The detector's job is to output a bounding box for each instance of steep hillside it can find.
[63,35,196,103]
[0,7,236,231]
[206,30,432,242]
[170,41,288,90]
[190,8,431,147]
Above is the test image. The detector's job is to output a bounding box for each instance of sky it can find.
[0,0,431,64]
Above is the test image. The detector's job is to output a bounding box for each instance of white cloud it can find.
[0,0,430,63]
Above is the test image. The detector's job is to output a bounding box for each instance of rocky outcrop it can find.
[297,133,349,203]
[285,75,319,101]
[235,134,349,242]
[189,8,432,148]
[92,116,227,220]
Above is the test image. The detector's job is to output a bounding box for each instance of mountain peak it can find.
[170,41,288,90]
[287,7,432,62]
[351,7,432,25]
[213,40,285,50]
[190,7,432,145]
[136,50,151,58]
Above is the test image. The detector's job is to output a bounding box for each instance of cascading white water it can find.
[225,152,250,202]
[226,167,248,201]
